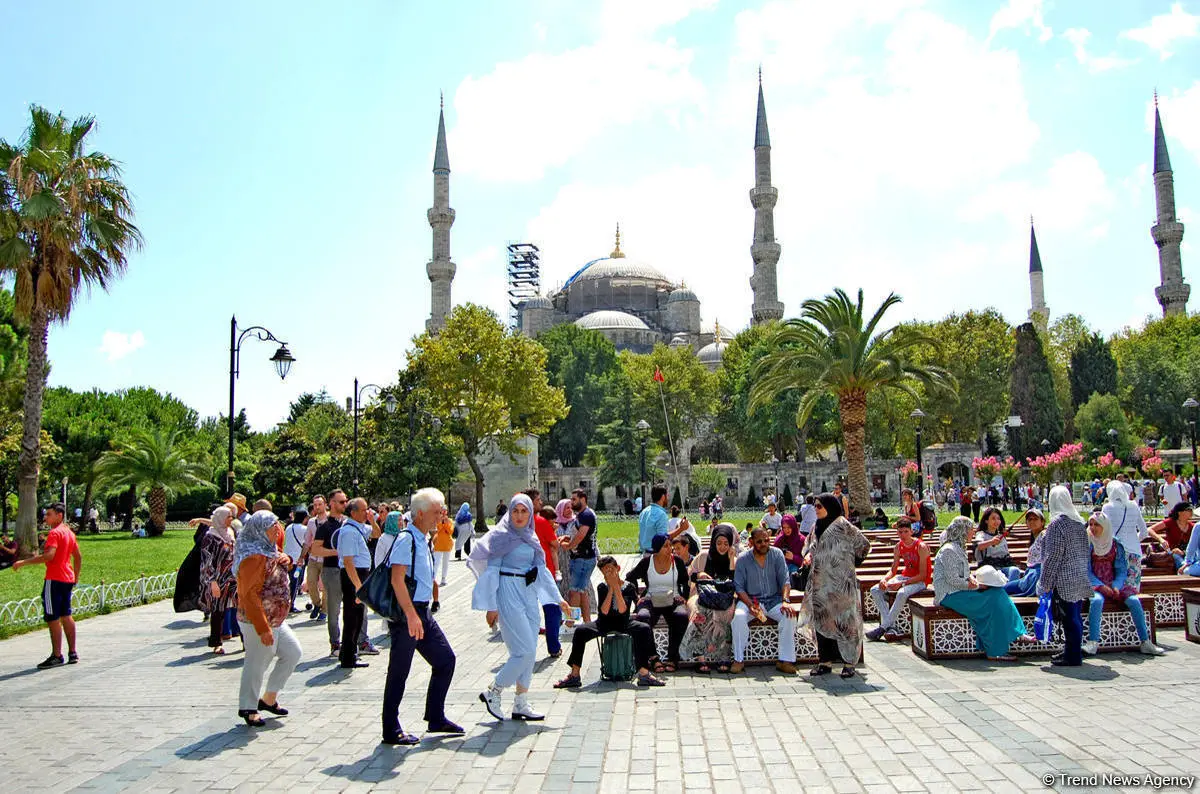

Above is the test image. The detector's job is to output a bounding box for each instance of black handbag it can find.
[357,531,417,621]
[697,579,735,610]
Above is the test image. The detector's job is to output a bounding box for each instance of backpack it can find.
[918,501,938,533]
[600,632,637,681]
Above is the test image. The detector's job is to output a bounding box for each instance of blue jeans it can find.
[542,603,561,655]
[1088,592,1148,642]
[568,557,597,593]
[1004,566,1040,597]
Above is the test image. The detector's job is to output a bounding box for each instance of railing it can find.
[0,571,178,630]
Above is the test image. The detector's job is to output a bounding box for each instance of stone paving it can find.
[2,555,1199,793]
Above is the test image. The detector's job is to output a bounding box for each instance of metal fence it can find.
[0,571,178,630]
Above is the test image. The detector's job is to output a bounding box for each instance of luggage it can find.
[600,632,636,681]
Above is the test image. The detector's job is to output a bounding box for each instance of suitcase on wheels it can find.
[599,632,636,681]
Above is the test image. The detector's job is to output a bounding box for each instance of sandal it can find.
[637,673,666,687]
[809,665,832,676]
[661,661,677,673]
[839,666,856,679]
[237,710,266,727]
[653,661,668,673]
[212,646,226,656]
[716,664,730,674]
[697,663,712,674]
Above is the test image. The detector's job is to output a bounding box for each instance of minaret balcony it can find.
[751,241,781,263]
[1151,221,1184,247]
[749,186,778,209]
[1155,282,1190,308]
[427,208,456,226]
[426,260,457,280]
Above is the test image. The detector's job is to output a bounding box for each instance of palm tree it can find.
[0,107,141,555]
[96,428,208,536]
[750,288,954,513]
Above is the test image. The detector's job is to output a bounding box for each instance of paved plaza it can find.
[2,556,1199,794]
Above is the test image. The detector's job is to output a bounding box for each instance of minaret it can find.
[1151,95,1188,317]
[749,69,783,325]
[1028,218,1048,334]
[426,93,456,333]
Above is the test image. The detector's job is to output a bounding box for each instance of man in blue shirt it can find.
[637,486,670,554]
[731,527,798,675]
[381,487,462,745]
[337,498,376,669]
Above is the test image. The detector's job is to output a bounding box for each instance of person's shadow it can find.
[174,722,281,760]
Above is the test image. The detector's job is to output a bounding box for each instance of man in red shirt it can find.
[13,503,82,668]
[865,518,930,641]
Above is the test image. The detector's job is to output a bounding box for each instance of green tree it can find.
[1069,332,1118,409]
[253,426,317,507]
[1048,314,1094,372]
[750,289,953,513]
[359,372,459,500]
[536,324,620,467]
[1008,323,1064,461]
[287,389,334,423]
[620,344,717,468]
[95,427,208,536]
[1110,314,1200,446]
[291,401,350,450]
[409,304,567,530]
[689,463,724,501]
[1074,393,1134,460]
[715,322,805,461]
[0,107,142,555]
[591,373,662,496]
[41,387,122,515]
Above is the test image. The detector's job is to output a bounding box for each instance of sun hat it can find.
[974,565,1009,588]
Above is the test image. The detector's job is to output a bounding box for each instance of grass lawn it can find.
[0,529,195,604]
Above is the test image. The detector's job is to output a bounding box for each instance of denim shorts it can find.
[568,557,597,592]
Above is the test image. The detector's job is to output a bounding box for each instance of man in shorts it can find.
[13,503,82,668]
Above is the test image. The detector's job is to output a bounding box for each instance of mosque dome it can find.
[522,295,553,310]
[570,258,671,286]
[697,339,728,369]
[667,285,699,303]
[575,310,651,331]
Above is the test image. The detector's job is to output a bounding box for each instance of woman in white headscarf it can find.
[199,505,240,654]
[1083,511,1163,657]
[1037,486,1093,666]
[470,494,570,722]
[1101,479,1149,594]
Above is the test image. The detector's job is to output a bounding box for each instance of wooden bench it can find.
[1184,588,1200,644]
[908,593,1156,660]
[858,578,932,639]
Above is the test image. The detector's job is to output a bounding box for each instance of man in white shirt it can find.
[760,498,783,533]
[282,509,308,613]
[303,495,327,620]
[1161,471,1188,514]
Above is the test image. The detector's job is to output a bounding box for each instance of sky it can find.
[2,0,1199,430]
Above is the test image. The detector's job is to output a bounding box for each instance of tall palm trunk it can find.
[837,388,869,514]
[15,307,49,557]
[148,485,167,537]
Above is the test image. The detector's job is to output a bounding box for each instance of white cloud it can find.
[988,0,1053,43]
[1062,27,1137,73]
[1120,2,1200,59]
[959,151,1116,232]
[599,0,718,38]
[1152,81,1200,167]
[533,21,548,42]
[98,330,145,361]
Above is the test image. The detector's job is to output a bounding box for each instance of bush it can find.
[745,485,758,508]
[781,483,794,508]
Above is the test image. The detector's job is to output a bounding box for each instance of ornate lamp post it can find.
[351,379,397,496]
[1106,428,1118,455]
[1183,398,1198,474]
[1041,438,1051,455]
[636,419,651,504]
[909,408,926,500]
[227,316,294,496]
[772,455,781,500]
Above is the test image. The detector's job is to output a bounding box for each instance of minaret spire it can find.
[749,72,783,325]
[1028,218,1048,333]
[1151,98,1188,316]
[427,96,457,333]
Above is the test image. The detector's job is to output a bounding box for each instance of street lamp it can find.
[1106,428,1118,455]
[1183,398,1198,474]
[636,419,651,503]
[1041,438,1051,455]
[351,378,398,496]
[61,477,68,513]
[909,409,926,500]
[228,316,294,496]
[1006,415,1023,460]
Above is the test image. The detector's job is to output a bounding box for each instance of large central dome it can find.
[570,257,671,285]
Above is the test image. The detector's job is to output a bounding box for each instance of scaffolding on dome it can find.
[507,242,541,329]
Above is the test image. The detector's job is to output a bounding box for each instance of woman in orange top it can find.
[433,507,455,585]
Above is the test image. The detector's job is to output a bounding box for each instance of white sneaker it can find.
[1140,640,1165,656]
[479,686,504,720]
[511,694,545,722]
[1081,640,1099,656]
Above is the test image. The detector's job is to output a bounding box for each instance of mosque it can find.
[421,82,1188,373]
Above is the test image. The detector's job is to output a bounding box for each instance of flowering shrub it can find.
[1142,455,1164,480]
[898,461,921,489]
[973,456,999,483]
[1026,454,1056,490]
[1055,442,1086,482]
[1095,451,1122,479]
[998,456,1021,486]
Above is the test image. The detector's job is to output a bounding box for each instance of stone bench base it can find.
[859,583,932,640]
[1184,588,1200,644]
[652,621,819,665]
[1138,576,1198,627]
[909,594,1156,660]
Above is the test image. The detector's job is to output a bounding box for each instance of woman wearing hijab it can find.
[552,499,576,602]
[798,494,871,677]
[1083,511,1164,657]
[1035,486,1093,666]
[625,533,691,673]
[1101,479,1150,595]
[453,502,474,560]
[933,516,1032,662]
[233,509,302,726]
[470,494,570,722]
[680,523,738,673]
[373,511,406,569]
[774,514,806,573]
[199,505,241,654]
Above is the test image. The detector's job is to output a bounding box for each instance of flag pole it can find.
[654,367,680,492]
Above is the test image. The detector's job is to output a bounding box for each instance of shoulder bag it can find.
[357,529,417,621]
[696,579,735,610]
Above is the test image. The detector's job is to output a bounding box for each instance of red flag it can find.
[653,367,665,383]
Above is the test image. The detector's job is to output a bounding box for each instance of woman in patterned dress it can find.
[199,505,240,654]
[798,494,871,678]
[680,523,738,672]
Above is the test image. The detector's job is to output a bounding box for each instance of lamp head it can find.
[385,395,398,415]
[270,344,295,380]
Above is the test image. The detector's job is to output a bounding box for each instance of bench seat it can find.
[1137,575,1198,626]
[908,593,1156,660]
[1184,588,1200,644]
[857,578,932,639]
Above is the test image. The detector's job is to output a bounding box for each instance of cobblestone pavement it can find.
[2,556,1198,793]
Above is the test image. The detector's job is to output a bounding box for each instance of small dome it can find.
[669,332,690,347]
[697,340,728,367]
[701,322,734,341]
[575,310,650,331]
[522,295,553,310]
[667,286,699,303]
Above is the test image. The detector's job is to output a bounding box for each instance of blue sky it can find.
[2,0,1198,430]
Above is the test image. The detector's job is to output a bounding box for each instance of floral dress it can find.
[798,517,871,663]
[679,551,736,663]
[199,533,238,613]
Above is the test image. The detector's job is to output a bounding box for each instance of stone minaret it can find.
[426,95,456,333]
[1151,96,1188,317]
[749,71,783,325]
[1028,219,1048,333]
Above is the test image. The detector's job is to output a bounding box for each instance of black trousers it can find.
[566,619,654,670]
[339,568,369,667]
[816,631,854,664]
[1052,590,1084,664]
[634,598,690,662]
[382,605,455,739]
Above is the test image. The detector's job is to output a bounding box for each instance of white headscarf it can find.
[1088,511,1114,557]
[1102,479,1147,559]
[206,506,235,544]
[1048,485,1083,525]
